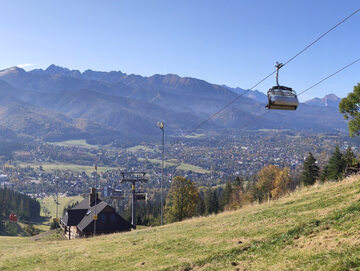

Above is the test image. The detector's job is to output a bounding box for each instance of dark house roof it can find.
[61,189,133,234]
[61,209,87,226]
[72,197,101,210]
[77,201,108,231]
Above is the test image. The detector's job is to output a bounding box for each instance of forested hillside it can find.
[0,188,41,234]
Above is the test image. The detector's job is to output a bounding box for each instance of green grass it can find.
[17,162,118,175]
[49,139,98,149]
[138,158,177,167]
[38,196,84,219]
[176,163,211,174]
[0,195,81,235]
[138,158,210,173]
[126,145,157,153]
[2,176,360,270]
[31,196,84,232]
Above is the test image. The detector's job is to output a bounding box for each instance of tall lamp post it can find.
[54,171,59,230]
[157,121,164,225]
[93,165,98,237]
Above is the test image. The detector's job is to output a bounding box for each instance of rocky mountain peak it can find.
[0,66,26,75]
[305,94,341,108]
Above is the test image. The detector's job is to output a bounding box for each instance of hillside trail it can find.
[30,229,65,241]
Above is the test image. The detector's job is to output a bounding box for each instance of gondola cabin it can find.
[266,86,298,110]
[9,213,17,222]
[265,61,299,110]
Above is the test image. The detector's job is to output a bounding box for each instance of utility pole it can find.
[56,174,58,229]
[157,121,164,225]
[53,171,59,230]
[120,171,148,229]
[93,165,98,237]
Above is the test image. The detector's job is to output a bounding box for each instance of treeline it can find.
[0,187,41,220]
[163,146,358,223]
[301,146,356,185]
[115,146,357,226]
[320,146,355,181]
[163,167,295,223]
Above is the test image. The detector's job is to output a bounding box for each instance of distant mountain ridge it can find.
[0,65,348,142]
[222,85,268,103]
[305,94,341,108]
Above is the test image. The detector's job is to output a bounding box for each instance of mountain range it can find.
[0,65,348,143]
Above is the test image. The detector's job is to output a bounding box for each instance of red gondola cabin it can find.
[9,213,17,222]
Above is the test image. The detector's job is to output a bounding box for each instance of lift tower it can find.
[120,171,148,229]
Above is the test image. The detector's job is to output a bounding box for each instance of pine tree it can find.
[301,152,320,186]
[220,180,233,209]
[344,146,356,167]
[325,146,346,181]
[205,190,219,215]
[233,176,244,191]
[195,196,205,216]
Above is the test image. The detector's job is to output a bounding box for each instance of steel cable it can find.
[185,8,360,136]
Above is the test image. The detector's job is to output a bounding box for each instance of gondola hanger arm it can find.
[275,62,283,86]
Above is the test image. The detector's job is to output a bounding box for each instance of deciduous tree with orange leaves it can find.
[165,176,199,223]
[256,165,291,202]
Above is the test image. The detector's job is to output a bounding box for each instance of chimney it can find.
[89,187,96,206]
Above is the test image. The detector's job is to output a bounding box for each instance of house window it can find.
[101,214,106,222]
[110,213,115,222]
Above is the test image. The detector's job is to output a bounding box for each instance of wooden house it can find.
[60,188,133,239]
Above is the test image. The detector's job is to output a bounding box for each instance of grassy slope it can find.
[34,196,84,232]
[38,196,84,219]
[2,176,360,270]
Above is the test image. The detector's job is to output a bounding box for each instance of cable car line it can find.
[190,56,360,136]
[297,58,360,96]
[184,8,360,136]
[281,8,360,69]
[186,70,275,136]
[258,57,360,119]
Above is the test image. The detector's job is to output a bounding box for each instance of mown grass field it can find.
[38,196,84,219]
[175,163,210,174]
[127,145,157,153]
[138,158,210,174]
[49,139,99,149]
[17,162,118,175]
[2,176,360,270]
[26,196,85,232]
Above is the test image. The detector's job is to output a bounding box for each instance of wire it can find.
[297,58,360,96]
[186,71,275,135]
[185,8,360,135]
[282,8,360,68]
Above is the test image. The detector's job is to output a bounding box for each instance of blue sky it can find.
[0,0,359,101]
